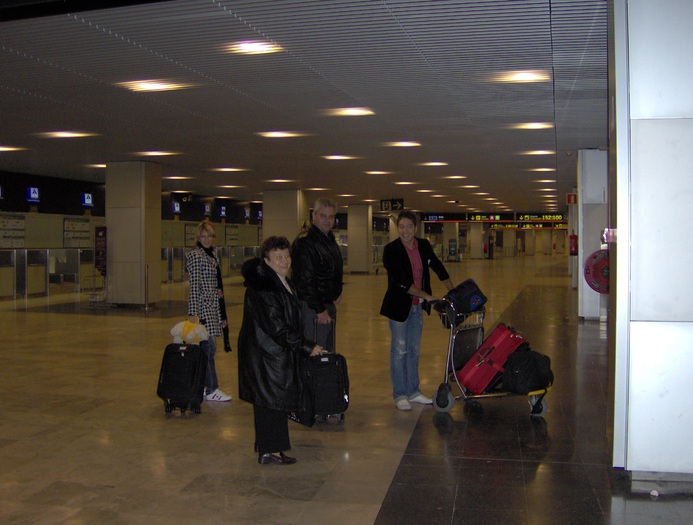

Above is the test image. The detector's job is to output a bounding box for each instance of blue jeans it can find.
[388,304,424,400]
[202,337,219,393]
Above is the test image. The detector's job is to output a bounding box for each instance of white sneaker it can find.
[409,393,432,405]
[395,398,412,411]
[206,389,232,402]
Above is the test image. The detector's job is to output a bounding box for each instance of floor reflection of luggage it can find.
[157,342,208,414]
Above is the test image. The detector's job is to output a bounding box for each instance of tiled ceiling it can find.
[0,0,608,214]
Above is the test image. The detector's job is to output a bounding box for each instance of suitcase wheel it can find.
[164,400,173,413]
[529,395,547,417]
[433,383,455,413]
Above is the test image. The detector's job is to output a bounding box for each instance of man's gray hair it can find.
[314,197,337,212]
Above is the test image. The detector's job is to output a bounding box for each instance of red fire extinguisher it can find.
[569,230,578,256]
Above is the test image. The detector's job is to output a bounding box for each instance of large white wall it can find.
[616,0,693,475]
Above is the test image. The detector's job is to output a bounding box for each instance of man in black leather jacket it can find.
[291,198,344,350]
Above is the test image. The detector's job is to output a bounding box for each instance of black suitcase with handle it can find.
[292,320,349,424]
[157,342,208,414]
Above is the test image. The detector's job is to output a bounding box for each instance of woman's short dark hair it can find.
[261,236,291,259]
[396,210,418,226]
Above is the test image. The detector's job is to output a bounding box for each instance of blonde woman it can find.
[186,221,232,402]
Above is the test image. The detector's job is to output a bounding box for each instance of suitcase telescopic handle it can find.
[475,346,495,366]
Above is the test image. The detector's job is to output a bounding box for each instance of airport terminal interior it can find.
[2,253,692,524]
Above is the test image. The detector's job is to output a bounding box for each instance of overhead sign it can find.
[380,199,404,212]
[517,213,565,222]
[27,186,40,203]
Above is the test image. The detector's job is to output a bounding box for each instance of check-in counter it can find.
[0,251,15,297]
[17,249,48,296]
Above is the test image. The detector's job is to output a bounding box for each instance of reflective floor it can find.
[1,254,691,524]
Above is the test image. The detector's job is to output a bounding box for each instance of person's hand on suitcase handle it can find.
[310,344,324,357]
[316,309,333,325]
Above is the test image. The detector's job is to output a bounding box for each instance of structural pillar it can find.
[347,204,372,273]
[105,161,161,306]
[262,189,308,242]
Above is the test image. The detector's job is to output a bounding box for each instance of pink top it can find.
[404,238,423,305]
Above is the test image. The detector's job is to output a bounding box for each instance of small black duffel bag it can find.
[502,349,554,395]
[444,278,487,314]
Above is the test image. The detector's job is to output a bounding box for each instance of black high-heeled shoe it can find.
[258,452,297,465]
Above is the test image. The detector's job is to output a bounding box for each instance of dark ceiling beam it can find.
[0,0,170,22]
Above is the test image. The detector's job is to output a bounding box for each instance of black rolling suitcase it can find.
[301,352,349,421]
[292,319,349,424]
[157,342,208,414]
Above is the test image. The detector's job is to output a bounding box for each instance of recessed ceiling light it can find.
[84,163,106,168]
[472,192,490,195]
[394,181,417,185]
[35,131,99,138]
[305,187,329,191]
[382,141,421,147]
[115,80,194,92]
[459,185,479,189]
[507,122,554,130]
[418,162,448,167]
[489,70,551,83]
[432,195,447,198]
[266,179,295,183]
[444,175,467,179]
[366,171,392,175]
[533,179,557,183]
[132,151,180,156]
[521,150,555,155]
[257,131,307,138]
[527,168,556,172]
[416,189,435,193]
[165,176,191,180]
[226,41,283,55]
[322,155,360,160]
[211,167,249,172]
[362,199,376,202]
[218,185,244,189]
[321,107,375,117]
[0,146,27,152]
[337,194,356,197]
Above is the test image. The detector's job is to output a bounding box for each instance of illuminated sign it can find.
[27,186,40,203]
[468,213,514,222]
[517,213,565,222]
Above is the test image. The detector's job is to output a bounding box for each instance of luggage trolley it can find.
[431,299,549,417]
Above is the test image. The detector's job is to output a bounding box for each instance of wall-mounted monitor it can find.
[172,201,181,214]
[82,192,93,207]
[220,205,226,218]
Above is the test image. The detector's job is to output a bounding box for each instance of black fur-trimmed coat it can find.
[237,258,315,411]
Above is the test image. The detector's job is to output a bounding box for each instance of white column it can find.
[577,149,608,320]
[616,0,693,478]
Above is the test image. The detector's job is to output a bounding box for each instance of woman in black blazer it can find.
[380,211,453,411]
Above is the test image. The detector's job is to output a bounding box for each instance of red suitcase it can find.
[455,323,526,394]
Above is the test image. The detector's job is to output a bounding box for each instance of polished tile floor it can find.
[1,254,691,524]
